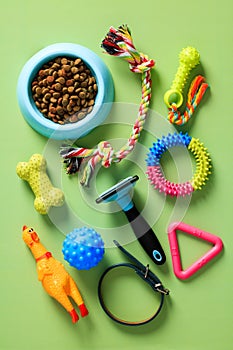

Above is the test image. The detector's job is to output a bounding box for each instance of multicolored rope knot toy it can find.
[164,47,209,126]
[146,132,212,196]
[60,24,155,187]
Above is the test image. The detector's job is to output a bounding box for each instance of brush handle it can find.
[124,205,166,265]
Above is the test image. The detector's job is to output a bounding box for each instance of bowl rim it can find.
[17,42,114,140]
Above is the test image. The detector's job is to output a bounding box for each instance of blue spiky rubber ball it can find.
[62,227,105,270]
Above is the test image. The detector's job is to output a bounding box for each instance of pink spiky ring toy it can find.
[146,132,211,196]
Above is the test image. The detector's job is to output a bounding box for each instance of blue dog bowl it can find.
[17,43,114,140]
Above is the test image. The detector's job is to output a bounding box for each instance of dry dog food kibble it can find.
[31,57,98,124]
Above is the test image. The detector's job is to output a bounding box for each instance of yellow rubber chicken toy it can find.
[22,225,88,323]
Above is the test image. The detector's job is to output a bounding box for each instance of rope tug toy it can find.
[60,24,155,187]
[146,47,212,196]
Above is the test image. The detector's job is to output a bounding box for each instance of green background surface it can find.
[1,1,232,349]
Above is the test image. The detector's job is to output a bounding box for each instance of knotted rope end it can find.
[101,24,155,74]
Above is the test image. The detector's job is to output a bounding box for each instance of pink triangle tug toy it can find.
[22,225,88,323]
[168,222,223,280]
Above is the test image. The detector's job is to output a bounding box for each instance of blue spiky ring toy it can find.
[62,227,105,270]
[146,132,212,196]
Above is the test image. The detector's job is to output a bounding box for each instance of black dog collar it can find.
[98,240,169,326]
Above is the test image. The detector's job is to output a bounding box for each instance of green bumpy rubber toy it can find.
[16,154,64,214]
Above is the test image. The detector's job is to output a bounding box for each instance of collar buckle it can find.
[154,283,170,295]
[144,264,150,278]
[143,264,170,295]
